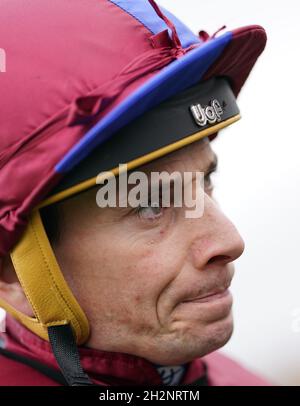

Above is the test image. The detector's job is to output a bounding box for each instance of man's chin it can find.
[147,314,234,366]
[194,314,234,358]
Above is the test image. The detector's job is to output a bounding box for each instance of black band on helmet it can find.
[48,76,239,198]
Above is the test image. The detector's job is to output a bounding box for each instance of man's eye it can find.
[136,203,164,221]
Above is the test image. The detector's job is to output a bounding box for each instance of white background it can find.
[159,0,300,386]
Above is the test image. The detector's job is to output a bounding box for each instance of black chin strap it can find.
[47,324,95,386]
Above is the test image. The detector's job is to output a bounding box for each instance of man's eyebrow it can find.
[125,152,219,185]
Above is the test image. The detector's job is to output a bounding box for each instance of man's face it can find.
[53,138,244,365]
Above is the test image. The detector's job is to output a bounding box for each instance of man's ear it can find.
[0,256,34,317]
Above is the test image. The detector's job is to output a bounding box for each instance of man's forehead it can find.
[60,138,217,206]
[136,137,216,175]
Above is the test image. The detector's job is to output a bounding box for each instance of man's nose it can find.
[188,195,245,269]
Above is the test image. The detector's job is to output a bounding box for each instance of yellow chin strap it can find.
[0,209,90,344]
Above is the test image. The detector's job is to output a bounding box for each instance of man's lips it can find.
[182,288,230,304]
[177,267,234,307]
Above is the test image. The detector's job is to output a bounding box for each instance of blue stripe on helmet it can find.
[55,31,232,174]
[108,0,201,48]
